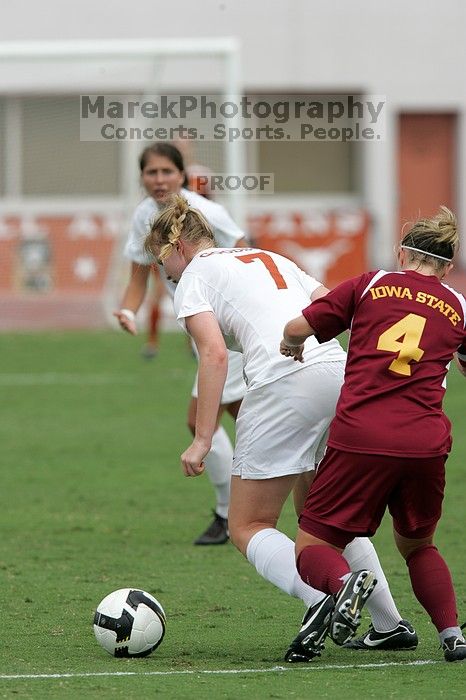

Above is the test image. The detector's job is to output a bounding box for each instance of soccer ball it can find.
[93,588,166,657]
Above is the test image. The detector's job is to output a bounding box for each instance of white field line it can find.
[0,373,134,385]
[0,659,442,681]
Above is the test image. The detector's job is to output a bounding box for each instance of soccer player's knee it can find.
[394,528,435,561]
[227,522,246,554]
[402,541,436,563]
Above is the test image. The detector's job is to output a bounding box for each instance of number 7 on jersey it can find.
[237,252,288,289]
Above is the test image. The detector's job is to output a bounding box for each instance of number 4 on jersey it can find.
[237,252,288,289]
[377,313,426,376]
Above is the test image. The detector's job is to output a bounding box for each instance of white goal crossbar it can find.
[0,38,246,329]
[0,38,246,220]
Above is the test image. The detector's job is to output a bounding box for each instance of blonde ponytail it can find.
[436,206,458,246]
[400,205,459,270]
[145,194,216,261]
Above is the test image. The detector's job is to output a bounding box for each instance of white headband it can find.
[400,245,452,262]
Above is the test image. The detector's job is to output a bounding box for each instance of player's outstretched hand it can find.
[113,309,137,335]
[181,440,209,477]
[279,339,304,362]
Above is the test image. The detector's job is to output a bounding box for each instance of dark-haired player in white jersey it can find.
[115,144,247,545]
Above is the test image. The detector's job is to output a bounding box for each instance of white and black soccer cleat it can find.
[329,570,377,646]
[443,624,466,662]
[343,619,418,650]
[285,594,335,662]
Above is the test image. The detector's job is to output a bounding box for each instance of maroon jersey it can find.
[302,269,466,457]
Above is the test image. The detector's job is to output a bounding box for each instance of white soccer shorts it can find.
[232,360,345,479]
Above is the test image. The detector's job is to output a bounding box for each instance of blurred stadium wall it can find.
[0,0,465,330]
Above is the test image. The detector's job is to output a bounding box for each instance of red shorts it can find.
[299,447,446,549]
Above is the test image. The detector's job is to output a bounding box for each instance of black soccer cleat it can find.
[343,619,418,650]
[443,624,466,662]
[285,594,335,662]
[329,570,377,646]
[194,511,229,545]
[141,343,158,360]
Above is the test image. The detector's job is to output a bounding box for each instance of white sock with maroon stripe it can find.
[343,537,402,631]
[203,426,232,520]
[246,528,326,607]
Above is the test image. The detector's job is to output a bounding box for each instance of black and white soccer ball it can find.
[93,588,166,657]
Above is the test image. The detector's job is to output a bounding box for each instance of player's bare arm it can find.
[182,312,228,477]
[280,283,328,361]
[114,262,151,335]
[310,284,330,301]
[280,315,316,362]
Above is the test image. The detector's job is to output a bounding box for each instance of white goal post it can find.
[0,38,246,329]
[0,37,246,223]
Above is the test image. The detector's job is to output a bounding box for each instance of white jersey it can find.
[175,247,346,390]
[124,190,246,298]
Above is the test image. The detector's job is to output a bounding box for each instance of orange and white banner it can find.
[0,214,122,294]
[249,209,369,288]
[0,208,369,329]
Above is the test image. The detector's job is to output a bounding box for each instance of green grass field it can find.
[0,330,464,699]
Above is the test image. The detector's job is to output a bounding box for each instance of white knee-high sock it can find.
[203,426,232,519]
[246,528,326,607]
[343,537,402,631]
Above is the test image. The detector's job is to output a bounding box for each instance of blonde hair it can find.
[144,194,216,261]
[400,206,459,272]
